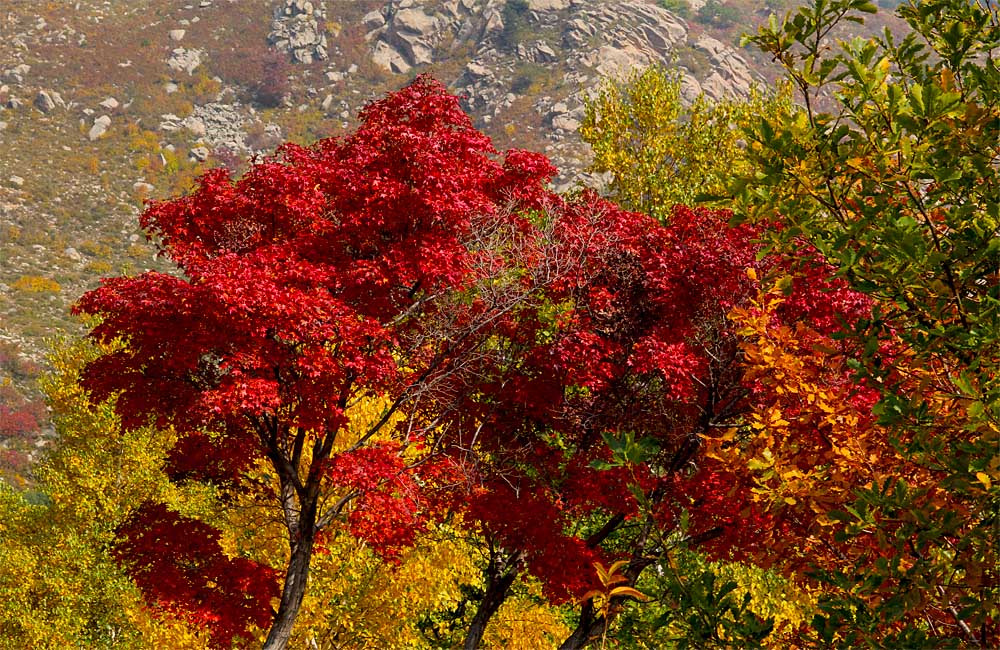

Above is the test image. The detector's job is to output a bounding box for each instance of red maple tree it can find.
[76,75,595,648]
[76,76,870,649]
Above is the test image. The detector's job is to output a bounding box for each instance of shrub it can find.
[659,0,692,18]
[11,276,61,294]
[696,0,742,27]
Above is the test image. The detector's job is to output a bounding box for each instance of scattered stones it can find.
[88,114,111,141]
[191,102,250,152]
[6,96,24,110]
[189,145,210,162]
[3,64,30,84]
[268,0,328,64]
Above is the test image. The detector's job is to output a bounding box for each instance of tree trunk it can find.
[559,602,602,650]
[262,531,315,650]
[463,550,522,650]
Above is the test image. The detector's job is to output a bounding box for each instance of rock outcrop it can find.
[365,0,754,99]
[269,0,329,64]
[360,0,757,181]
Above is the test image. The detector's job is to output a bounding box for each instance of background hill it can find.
[0,0,903,476]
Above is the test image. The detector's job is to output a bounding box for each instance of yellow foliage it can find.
[209,395,568,649]
[11,275,61,293]
[581,66,792,220]
[5,343,568,648]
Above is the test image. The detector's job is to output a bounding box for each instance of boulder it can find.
[3,64,30,84]
[189,146,210,162]
[33,90,56,113]
[183,116,207,137]
[363,9,386,31]
[88,115,112,141]
[372,41,411,74]
[166,48,204,74]
[528,0,569,10]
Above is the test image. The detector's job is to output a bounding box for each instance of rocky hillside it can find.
[0,0,768,357]
[0,0,904,472]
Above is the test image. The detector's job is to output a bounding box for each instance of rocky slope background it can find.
[0,0,903,476]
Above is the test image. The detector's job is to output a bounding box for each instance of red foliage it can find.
[325,442,424,558]
[0,405,39,438]
[114,502,279,647]
[73,74,876,633]
[0,382,45,439]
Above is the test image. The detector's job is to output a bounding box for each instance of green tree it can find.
[732,0,999,645]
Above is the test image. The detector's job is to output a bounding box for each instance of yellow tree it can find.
[1,338,568,649]
[580,66,790,220]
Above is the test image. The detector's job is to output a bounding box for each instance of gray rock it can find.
[551,113,580,132]
[321,94,334,112]
[534,41,558,63]
[363,9,386,31]
[372,41,411,74]
[169,29,186,41]
[89,115,111,141]
[166,48,204,74]
[6,96,24,110]
[395,8,437,36]
[98,97,119,110]
[8,175,24,187]
[4,64,30,84]
[64,247,83,262]
[183,116,207,137]
[189,146,210,162]
[528,0,569,9]
[159,114,183,131]
[192,102,251,152]
[34,90,56,113]
[269,0,328,64]
[0,121,7,131]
